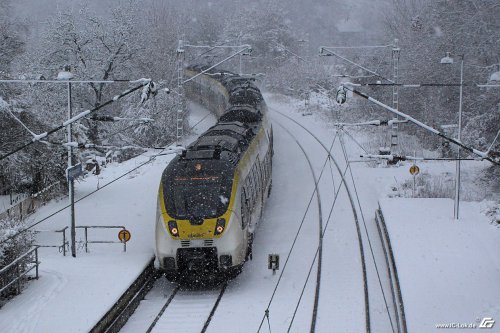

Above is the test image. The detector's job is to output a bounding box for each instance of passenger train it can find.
[155,66,273,280]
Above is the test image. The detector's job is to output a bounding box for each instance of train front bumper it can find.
[156,216,246,271]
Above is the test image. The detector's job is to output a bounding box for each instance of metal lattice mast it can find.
[390,39,401,154]
[176,40,185,146]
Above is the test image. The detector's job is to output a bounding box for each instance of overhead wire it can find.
[257,119,337,333]
[280,127,337,333]
[0,110,213,245]
[1,46,203,245]
[288,154,349,332]
[338,128,396,333]
[271,107,371,333]
[0,83,148,161]
[320,48,394,84]
[286,123,390,332]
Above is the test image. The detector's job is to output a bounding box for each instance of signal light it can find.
[168,220,179,237]
[214,218,226,236]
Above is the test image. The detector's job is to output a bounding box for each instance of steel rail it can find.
[338,130,396,333]
[273,122,324,333]
[200,282,228,333]
[145,286,180,333]
[256,123,335,333]
[271,107,371,333]
[144,282,228,333]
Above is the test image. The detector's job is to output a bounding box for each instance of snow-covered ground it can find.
[380,198,500,332]
[0,95,497,333]
[0,102,217,333]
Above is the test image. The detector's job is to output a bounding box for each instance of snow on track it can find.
[270,108,369,333]
[121,280,227,333]
[150,286,226,333]
[119,279,176,333]
[206,95,372,333]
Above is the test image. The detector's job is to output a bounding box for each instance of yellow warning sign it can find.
[118,229,131,243]
[409,165,420,176]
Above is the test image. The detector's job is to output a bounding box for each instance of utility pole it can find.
[176,40,185,146]
[454,57,464,220]
[68,79,76,257]
[440,52,464,220]
[0,77,156,254]
[390,39,401,155]
[319,43,401,157]
[239,33,243,75]
[58,66,77,257]
[335,83,499,165]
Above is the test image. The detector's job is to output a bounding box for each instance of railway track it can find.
[100,106,374,333]
[271,110,371,333]
[272,122,324,332]
[145,282,228,333]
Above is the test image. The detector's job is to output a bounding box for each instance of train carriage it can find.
[155,67,273,280]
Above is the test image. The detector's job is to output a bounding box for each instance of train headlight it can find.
[214,218,226,236]
[168,220,179,237]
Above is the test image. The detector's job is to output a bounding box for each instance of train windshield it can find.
[166,174,232,219]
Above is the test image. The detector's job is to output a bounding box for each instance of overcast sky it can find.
[12,0,388,49]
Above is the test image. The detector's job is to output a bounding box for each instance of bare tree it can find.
[24,2,146,144]
[382,0,500,153]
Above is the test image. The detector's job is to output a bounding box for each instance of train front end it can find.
[155,157,245,280]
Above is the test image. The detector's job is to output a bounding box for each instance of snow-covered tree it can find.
[220,1,296,73]
[382,0,500,154]
[0,1,24,78]
[23,1,147,144]
[0,216,35,301]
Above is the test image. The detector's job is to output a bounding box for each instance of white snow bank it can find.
[379,198,500,332]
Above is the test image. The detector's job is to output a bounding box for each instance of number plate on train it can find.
[191,239,205,247]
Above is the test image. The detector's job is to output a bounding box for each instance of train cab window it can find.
[169,177,231,219]
[163,161,234,219]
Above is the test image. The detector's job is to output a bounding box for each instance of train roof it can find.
[180,65,267,166]
[220,105,262,123]
[185,65,259,92]
[181,121,256,165]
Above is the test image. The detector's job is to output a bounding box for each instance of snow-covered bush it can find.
[0,217,35,302]
[483,203,500,226]
[398,172,454,199]
[383,0,499,156]
[398,169,496,202]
